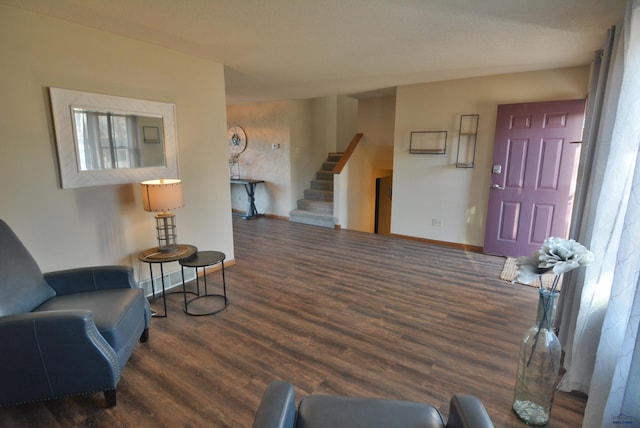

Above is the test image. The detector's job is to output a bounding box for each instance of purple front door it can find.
[483,99,586,257]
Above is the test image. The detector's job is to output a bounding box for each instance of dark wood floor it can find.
[0,217,586,427]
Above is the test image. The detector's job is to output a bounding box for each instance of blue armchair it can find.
[0,220,151,408]
[253,381,494,428]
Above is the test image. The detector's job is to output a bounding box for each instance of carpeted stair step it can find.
[289,210,336,228]
[289,151,343,228]
[322,161,338,171]
[304,188,333,201]
[328,152,343,162]
[297,199,333,214]
[310,179,333,191]
[316,170,334,181]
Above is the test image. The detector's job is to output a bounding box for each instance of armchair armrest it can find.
[446,394,494,428]
[0,310,120,406]
[253,381,297,428]
[44,265,136,295]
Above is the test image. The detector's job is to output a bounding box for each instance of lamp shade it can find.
[141,179,183,212]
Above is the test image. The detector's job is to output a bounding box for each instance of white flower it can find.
[515,237,594,287]
[538,237,595,274]
[515,255,547,284]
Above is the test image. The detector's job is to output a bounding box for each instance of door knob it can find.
[491,184,505,190]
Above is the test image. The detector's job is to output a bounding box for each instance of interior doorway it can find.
[375,176,392,235]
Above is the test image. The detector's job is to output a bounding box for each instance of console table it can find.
[230,178,264,219]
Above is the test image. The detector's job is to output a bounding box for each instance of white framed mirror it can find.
[49,87,179,189]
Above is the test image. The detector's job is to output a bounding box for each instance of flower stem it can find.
[526,286,558,368]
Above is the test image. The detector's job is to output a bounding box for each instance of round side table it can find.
[179,251,228,316]
[138,244,197,318]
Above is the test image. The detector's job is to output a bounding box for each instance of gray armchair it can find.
[0,220,151,408]
[253,381,494,428]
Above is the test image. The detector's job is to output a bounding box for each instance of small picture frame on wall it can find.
[143,126,160,143]
[409,131,447,154]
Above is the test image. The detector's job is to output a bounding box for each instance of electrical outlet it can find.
[271,143,280,149]
[432,218,442,227]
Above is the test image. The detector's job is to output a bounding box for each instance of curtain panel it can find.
[557,1,640,427]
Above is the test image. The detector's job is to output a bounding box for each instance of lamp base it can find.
[155,212,178,253]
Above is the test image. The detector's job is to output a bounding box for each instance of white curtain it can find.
[556,1,640,427]
[74,110,103,170]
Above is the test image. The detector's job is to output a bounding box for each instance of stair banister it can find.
[333,133,363,229]
[332,133,363,174]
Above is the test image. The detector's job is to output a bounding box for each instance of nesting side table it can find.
[179,251,229,316]
[138,244,197,318]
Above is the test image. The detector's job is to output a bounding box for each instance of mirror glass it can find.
[50,87,179,189]
[72,108,165,171]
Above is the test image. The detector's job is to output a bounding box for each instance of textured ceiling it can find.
[2,0,627,104]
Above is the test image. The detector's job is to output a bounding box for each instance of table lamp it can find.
[141,179,183,253]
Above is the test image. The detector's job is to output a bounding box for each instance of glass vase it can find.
[229,159,240,179]
[512,289,562,426]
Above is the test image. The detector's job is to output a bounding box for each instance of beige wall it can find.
[0,6,232,278]
[226,100,293,217]
[336,96,358,152]
[310,97,338,158]
[391,66,590,246]
[288,100,314,209]
[299,98,333,203]
[357,95,396,171]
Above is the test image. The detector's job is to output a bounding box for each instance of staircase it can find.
[289,152,342,228]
